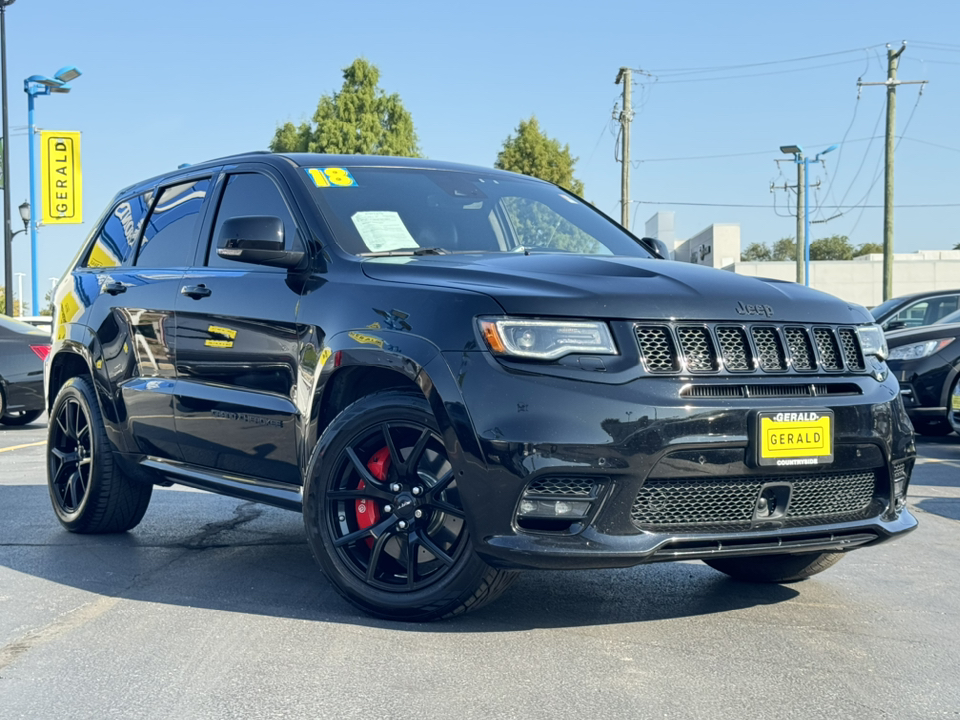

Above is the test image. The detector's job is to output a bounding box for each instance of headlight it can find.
[857,323,888,360]
[887,338,954,361]
[479,317,618,359]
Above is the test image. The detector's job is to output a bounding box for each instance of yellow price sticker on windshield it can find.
[306,167,357,188]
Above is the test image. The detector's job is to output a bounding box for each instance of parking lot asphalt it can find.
[1,417,958,719]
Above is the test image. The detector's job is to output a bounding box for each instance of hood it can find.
[885,321,960,347]
[361,254,872,324]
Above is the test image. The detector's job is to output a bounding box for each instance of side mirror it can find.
[216,216,305,269]
[641,236,670,259]
[884,320,907,332]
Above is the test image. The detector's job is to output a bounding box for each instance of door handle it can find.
[103,281,127,296]
[181,284,212,299]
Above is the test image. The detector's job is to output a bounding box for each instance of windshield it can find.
[870,297,906,320]
[303,167,654,258]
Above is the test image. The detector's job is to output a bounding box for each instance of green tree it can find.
[854,242,883,257]
[952,242,960,250]
[771,237,797,262]
[741,242,772,261]
[809,234,854,261]
[495,116,584,195]
[0,287,27,317]
[270,58,421,157]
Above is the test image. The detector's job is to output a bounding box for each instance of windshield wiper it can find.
[360,247,451,257]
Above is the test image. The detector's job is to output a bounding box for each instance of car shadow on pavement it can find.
[1,484,800,632]
[913,497,960,523]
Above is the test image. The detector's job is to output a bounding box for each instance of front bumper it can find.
[442,351,917,570]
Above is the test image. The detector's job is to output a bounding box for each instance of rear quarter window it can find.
[82,193,153,268]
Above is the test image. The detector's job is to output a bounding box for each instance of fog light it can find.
[517,499,591,519]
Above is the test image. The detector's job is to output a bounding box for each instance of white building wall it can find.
[728,256,960,307]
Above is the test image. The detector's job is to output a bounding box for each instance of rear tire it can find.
[703,552,844,583]
[1,409,44,426]
[913,419,953,437]
[47,376,152,533]
[303,390,517,621]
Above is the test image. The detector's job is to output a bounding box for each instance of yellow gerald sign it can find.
[41,130,83,224]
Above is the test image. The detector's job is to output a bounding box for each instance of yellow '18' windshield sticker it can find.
[306,167,357,188]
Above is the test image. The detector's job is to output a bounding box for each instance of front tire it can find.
[47,376,152,533]
[303,390,517,621]
[703,552,844,583]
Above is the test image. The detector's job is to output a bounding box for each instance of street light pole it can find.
[0,0,14,317]
[23,66,80,314]
[780,144,837,288]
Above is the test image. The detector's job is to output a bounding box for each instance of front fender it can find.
[300,328,485,477]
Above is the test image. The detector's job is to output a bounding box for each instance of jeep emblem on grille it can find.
[736,301,774,317]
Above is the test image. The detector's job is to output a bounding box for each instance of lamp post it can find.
[780,144,837,287]
[1,0,15,317]
[24,65,81,314]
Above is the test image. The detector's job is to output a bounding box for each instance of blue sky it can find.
[2,0,959,309]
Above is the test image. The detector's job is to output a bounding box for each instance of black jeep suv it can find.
[45,153,916,620]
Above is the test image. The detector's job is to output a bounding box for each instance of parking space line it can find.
[0,440,46,454]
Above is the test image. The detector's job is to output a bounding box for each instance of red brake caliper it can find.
[356,447,389,545]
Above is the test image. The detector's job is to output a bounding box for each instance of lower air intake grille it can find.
[631,470,878,532]
[525,477,596,497]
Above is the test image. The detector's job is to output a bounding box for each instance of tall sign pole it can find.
[1,1,14,316]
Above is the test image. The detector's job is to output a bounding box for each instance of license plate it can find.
[757,410,834,467]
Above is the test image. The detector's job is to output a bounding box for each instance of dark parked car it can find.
[871,289,960,332]
[45,152,916,620]
[0,314,49,425]
[886,317,960,436]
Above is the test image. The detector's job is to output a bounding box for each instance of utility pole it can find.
[615,67,632,230]
[858,42,927,301]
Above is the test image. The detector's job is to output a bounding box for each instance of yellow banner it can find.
[41,130,83,224]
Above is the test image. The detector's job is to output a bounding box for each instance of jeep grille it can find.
[634,323,869,376]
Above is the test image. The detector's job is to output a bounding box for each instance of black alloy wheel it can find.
[50,396,93,514]
[46,376,152,533]
[328,419,467,591]
[304,390,517,620]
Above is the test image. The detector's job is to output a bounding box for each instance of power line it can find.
[634,136,887,164]
[643,58,869,85]
[900,136,960,153]
[637,201,960,208]
[644,45,886,76]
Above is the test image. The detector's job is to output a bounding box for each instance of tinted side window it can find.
[207,173,298,269]
[83,193,152,268]
[135,178,210,268]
